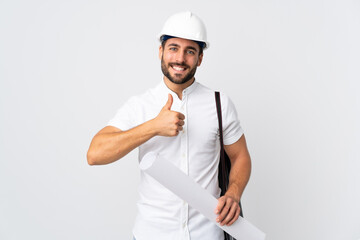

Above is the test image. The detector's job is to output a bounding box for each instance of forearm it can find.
[226,155,251,202]
[215,138,251,226]
[87,120,157,165]
[224,135,252,202]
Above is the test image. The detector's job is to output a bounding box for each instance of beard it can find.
[161,56,198,85]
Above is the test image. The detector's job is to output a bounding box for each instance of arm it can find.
[215,134,252,226]
[87,123,156,165]
[87,94,184,165]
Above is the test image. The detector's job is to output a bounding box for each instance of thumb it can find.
[163,94,173,110]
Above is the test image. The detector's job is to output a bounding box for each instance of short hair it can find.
[161,35,204,56]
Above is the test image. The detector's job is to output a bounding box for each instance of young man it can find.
[87,11,251,240]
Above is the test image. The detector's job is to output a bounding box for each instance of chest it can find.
[138,93,220,151]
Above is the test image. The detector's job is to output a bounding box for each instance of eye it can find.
[187,50,195,55]
[169,47,177,51]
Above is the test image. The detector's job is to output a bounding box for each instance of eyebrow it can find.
[167,43,198,52]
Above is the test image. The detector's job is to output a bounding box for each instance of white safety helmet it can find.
[159,11,209,49]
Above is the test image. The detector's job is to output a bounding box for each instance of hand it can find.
[215,194,241,226]
[153,94,185,137]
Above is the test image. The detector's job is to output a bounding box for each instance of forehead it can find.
[164,37,200,51]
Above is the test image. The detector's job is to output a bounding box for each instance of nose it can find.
[175,50,185,63]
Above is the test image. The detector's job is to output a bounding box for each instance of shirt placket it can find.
[180,90,190,239]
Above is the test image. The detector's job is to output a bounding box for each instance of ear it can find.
[197,53,204,67]
[159,45,163,60]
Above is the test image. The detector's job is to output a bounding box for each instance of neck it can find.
[163,77,195,100]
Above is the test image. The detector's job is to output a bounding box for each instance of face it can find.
[159,38,203,85]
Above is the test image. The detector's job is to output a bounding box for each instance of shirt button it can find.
[183,222,186,228]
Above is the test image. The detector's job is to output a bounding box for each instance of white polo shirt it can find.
[108,80,243,240]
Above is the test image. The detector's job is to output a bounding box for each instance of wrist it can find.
[225,184,241,202]
[147,118,160,136]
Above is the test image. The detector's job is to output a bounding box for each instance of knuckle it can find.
[220,210,228,218]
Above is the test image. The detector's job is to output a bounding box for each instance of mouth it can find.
[170,64,188,73]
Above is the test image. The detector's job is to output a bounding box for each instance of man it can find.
[87,11,251,240]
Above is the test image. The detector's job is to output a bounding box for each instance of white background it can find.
[1,0,359,239]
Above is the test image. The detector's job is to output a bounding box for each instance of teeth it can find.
[173,66,185,71]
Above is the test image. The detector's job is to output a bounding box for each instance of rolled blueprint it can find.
[139,152,266,240]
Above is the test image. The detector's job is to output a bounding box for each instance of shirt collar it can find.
[158,79,199,98]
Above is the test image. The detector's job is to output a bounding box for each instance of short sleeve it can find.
[107,97,137,131]
[220,93,244,145]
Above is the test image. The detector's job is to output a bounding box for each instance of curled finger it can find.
[227,206,241,226]
[217,201,231,224]
[221,202,238,226]
[215,197,226,215]
[178,120,185,126]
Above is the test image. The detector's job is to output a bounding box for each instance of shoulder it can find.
[219,92,233,107]
[195,82,214,94]
[192,82,236,109]
[196,82,232,101]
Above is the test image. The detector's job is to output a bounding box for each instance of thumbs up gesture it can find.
[153,94,185,137]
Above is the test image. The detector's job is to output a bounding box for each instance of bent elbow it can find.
[87,150,97,166]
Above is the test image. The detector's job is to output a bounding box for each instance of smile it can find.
[171,65,187,72]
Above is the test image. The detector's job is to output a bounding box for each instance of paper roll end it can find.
[139,152,158,171]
